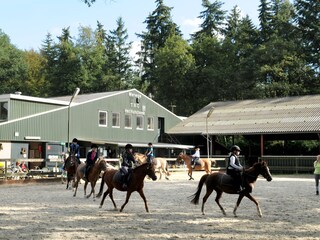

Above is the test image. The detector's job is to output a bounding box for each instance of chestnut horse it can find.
[63,153,78,190]
[96,162,157,212]
[134,153,170,180]
[189,161,272,217]
[73,158,107,200]
[176,152,213,180]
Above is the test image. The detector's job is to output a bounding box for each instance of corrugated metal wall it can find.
[0,90,182,144]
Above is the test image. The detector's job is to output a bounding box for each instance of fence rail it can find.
[1,155,316,180]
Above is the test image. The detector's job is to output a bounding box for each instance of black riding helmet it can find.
[125,144,133,150]
[72,138,78,142]
[230,145,241,152]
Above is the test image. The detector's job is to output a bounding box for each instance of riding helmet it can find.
[72,138,78,142]
[230,145,241,152]
[125,144,133,149]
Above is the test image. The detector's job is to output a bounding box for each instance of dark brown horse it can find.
[96,162,157,212]
[176,152,213,180]
[64,153,78,190]
[190,161,272,217]
[73,158,107,200]
[134,153,170,180]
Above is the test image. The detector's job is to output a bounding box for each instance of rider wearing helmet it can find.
[121,144,138,188]
[226,145,244,193]
[84,144,99,180]
[70,138,81,164]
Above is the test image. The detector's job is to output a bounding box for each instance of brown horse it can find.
[134,153,170,180]
[176,152,213,180]
[64,153,78,190]
[96,162,157,212]
[189,161,272,217]
[73,158,107,200]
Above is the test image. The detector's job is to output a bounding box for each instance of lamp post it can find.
[206,106,215,159]
[67,88,80,151]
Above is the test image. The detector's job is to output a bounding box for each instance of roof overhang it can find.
[77,138,194,149]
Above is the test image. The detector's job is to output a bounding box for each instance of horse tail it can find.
[189,174,209,205]
[96,171,106,198]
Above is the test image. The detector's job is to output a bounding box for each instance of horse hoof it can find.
[99,205,102,208]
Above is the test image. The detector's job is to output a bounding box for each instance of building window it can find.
[0,102,8,121]
[136,115,144,130]
[112,113,120,128]
[147,117,154,130]
[125,114,132,129]
[99,111,107,126]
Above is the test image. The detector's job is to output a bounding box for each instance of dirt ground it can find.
[0,171,319,240]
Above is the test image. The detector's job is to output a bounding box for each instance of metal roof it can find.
[167,95,320,135]
[50,90,125,104]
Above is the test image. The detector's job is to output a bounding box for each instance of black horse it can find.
[190,161,272,217]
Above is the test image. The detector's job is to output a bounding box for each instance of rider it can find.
[191,146,200,169]
[226,145,244,193]
[121,144,138,188]
[83,144,99,180]
[145,142,154,164]
[70,138,81,165]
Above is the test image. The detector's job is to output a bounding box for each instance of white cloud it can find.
[181,17,202,35]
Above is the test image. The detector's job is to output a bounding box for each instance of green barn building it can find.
[0,89,191,170]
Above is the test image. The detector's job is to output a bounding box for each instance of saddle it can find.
[114,169,133,185]
[221,173,243,191]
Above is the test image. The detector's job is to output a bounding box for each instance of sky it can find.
[0,0,262,52]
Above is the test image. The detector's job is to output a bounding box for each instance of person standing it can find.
[314,155,320,195]
[226,145,244,193]
[70,138,81,164]
[191,146,200,169]
[145,142,154,163]
[84,144,99,180]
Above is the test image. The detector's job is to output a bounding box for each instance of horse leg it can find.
[73,178,79,197]
[83,181,88,198]
[215,191,226,216]
[233,193,245,217]
[235,193,262,218]
[201,188,214,215]
[86,181,95,200]
[108,188,117,209]
[188,167,194,180]
[120,191,132,212]
[158,168,162,180]
[99,188,110,208]
[137,189,149,213]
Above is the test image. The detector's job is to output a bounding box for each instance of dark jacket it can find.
[121,150,136,168]
[70,143,80,159]
[86,150,99,166]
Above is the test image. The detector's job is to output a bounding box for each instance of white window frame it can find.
[112,112,120,128]
[124,114,132,129]
[147,116,154,130]
[99,111,108,127]
[136,115,144,130]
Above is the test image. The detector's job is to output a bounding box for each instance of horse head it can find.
[255,161,272,182]
[175,152,184,165]
[97,158,107,171]
[146,162,157,181]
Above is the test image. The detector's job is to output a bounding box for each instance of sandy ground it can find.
[0,171,319,240]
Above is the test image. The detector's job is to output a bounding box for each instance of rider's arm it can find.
[229,156,243,170]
